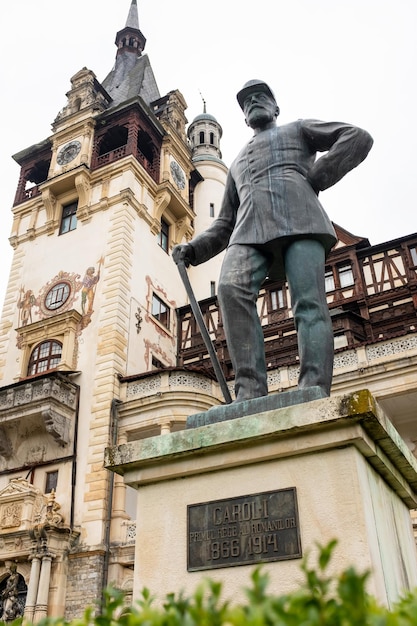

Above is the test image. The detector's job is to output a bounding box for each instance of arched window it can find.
[210,132,215,144]
[199,131,205,144]
[27,340,62,376]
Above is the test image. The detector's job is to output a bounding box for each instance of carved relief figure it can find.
[0,503,22,528]
[45,491,63,527]
[1,564,21,621]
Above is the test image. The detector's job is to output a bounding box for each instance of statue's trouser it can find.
[217,239,334,402]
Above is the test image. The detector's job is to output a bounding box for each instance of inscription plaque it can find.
[187,488,301,571]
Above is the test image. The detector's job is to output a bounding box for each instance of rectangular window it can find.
[210,281,216,296]
[325,269,335,292]
[209,203,215,218]
[152,293,170,328]
[152,356,165,369]
[338,264,354,288]
[270,288,285,310]
[157,218,169,252]
[45,470,58,494]
[410,246,417,266]
[59,201,78,235]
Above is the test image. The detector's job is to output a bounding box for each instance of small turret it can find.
[187,100,224,164]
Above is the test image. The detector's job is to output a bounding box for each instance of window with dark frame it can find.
[338,264,354,288]
[27,340,62,376]
[45,470,58,494]
[209,203,215,217]
[325,269,335,292]
[210,281,216,297]
[157,218,170,252]
[44,282,71,311]
[152,355,165,370]
[151,293,170,329]
[199,131,205,144]
[410,246,417,266]
[59,201,78,235]
[269,288,285,310]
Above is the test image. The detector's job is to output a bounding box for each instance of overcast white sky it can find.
[0,0,416,309]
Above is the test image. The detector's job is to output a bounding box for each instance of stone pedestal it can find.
[105,390,417,606]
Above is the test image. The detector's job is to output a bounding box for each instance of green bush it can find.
[4,541,417,625]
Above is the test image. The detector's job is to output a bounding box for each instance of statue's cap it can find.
[236,79,277,110]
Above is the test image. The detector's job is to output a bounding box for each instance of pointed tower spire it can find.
[115,0,146,57]
[102,0,160,107]
[125,0,140,30]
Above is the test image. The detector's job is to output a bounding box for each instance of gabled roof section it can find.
[333,223,370,249]
[102,0,160,108]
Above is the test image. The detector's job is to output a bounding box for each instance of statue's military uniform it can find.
[182,81,373,402]
[190,119,372,280]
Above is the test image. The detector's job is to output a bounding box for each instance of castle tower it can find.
[187,103,228,301]
[0,0,225,617]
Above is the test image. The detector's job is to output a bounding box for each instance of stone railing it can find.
[0,374,78,413]
[0,374,78,452]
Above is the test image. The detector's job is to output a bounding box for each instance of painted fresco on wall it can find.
[81,262,102,315]
[17,289,38,327]
[15,259,103,340]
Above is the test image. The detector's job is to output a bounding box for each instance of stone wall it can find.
[65,552,105,619]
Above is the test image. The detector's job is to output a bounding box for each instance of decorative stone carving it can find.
[333,350,359,369]
[126,375,161,398]
[169,371,212,392]
[54,68,111,123]
[366,336,417,361]
[267,370,281,386]
[0,503,22,529]
[1,563,22,621]
[0,374,77,470]
[42,408,71,446]
[0,479,65,537]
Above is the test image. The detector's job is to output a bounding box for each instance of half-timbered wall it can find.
[177,231,417,379]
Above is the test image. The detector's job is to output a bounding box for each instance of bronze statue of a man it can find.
[173,80,373,402]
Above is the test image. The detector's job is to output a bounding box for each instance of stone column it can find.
[33,555,52,622]
[160,420,172,435]
[23,556,41,621]
[110,432,129,543]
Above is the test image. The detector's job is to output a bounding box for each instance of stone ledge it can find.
[104,389,417,507]
[186,386,327,428]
